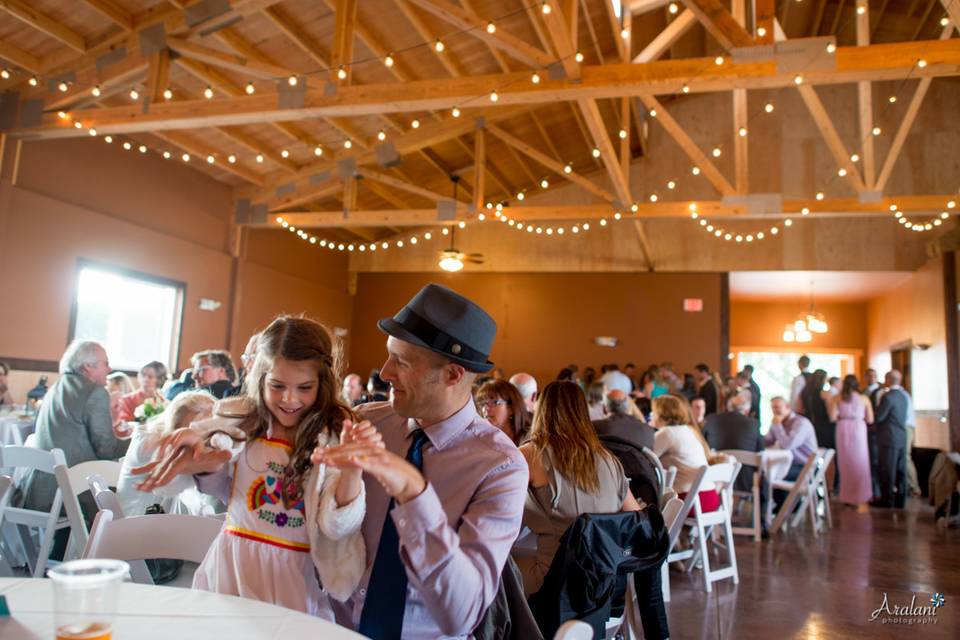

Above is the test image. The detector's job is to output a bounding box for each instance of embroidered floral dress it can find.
[193,436,331,617]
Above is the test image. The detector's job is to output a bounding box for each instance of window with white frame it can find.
[71,262,184,372]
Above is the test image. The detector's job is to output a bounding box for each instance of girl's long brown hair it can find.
[529,380,612,494]
[223,315,354,489]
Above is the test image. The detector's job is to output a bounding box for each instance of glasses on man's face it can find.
[480,398,509,407]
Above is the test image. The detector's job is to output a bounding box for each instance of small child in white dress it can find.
[134,316,381,618]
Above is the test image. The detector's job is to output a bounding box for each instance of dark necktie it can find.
[358,428,430,639]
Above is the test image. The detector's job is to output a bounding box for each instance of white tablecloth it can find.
[0,578,367,640]
[762,449,797,527]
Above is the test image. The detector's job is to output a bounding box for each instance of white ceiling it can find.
[730,271,914,302]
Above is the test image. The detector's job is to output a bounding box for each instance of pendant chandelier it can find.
[783,282,829,343]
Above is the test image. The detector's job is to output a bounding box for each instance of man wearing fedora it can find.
[315,283,528,640]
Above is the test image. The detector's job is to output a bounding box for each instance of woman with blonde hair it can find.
[517,380,640,595]
[116,390,218,516]
[651,394,720,512]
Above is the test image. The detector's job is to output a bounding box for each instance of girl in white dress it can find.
[134,316,379,618]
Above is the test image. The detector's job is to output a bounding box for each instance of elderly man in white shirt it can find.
[508,372,538,414]
[601,364,633,396]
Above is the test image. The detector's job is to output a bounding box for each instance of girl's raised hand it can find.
[131,427,230,491]
[340,418,384,449]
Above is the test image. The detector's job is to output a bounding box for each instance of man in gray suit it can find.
[871,370,910,508]
[593,389,657,505]
[21,340,129,513]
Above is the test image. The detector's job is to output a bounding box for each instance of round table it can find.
[0,578,367,640]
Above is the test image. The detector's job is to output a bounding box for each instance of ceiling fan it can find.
[438,177,485,272]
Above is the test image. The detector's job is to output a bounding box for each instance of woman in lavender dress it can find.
[829,375,875,506]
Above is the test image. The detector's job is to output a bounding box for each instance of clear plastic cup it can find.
[47,559,130,640]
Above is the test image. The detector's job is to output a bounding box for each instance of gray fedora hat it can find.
[378,283,497,373]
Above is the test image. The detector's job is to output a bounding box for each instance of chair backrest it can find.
[57,460,122,497]
[553,620,593,640]
[640,446,665,487]
[701,462,742,510]
[722,449,762,468]
[88,474,126,519]
[83,510,223,564]
[660,497,685,538]
[0,475,12,510]
[659,488,677,509]
[669,465,707,544]
[664,466,677,491]
[812,448,836,485]
[0,445,67,474]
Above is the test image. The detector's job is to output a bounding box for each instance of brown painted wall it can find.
[0,138,351,381]
[730,301,869,353]
[348,272,724,386]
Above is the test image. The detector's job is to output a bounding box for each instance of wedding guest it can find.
[238,331,261,387]
[739,366,761,420]
[801,369,835,452]
[516,380,639,595]
[106,371,134,396]
[827,376,842,398]
[342,373,364,405]
[690,397,707,430]
[363,369,390,403]
[475,378,530,446]
[594,389,655,451]
[586,382,606,420]
[165,368,195,401]
[871,370,911,508]
[703,392,764,495]
[0,361,14,405]
[829,375,874,507]
[313,284,529,639]
[19,340,129,557]
[641,365,669,399]
[765,396,818,509]
[652,394,719,512]
[117,361,168,422]
[790,355,811,413]
[508,372,538,414]
[192,349,238,399]
[694,363,720,416]
[624,362,639,393]
[679,373,698,401]
[117,390,217,516]
[600,364,633,395]
[582,367,597,388]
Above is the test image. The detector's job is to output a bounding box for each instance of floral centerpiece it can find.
[134,397,165,424]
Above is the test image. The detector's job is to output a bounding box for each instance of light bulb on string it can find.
[314,145,323,156]
[435,39,445,52]
[575,51,584,63]
[139,145,147,154]
[682,84,690,94]
[28,76,38,87]
[794,74,803,85]
[281,149,290,158]
[872,126,881,135]
[592,147,601,158]
[765,103,774,113]
[715,56,724,65]
[104,135,113,144]
[377,129,386,141]
[542,2,551,14]
[228,154,237,164]
[337,66,347,80]
[531,72,541,84]
[123,142,132,150]
[816,192,825,200]
[245,82,255,95]
[384,54,394,67]
[129,87,139,100]
[738,127,747,137]
[649,109,657,118]
[692,166,701,175]
[203,86,213,99]
[451,107,461,118]
[827,43,836,54]
[0,68,9,79]
[411,118,420,129]
[619,128,627,139]
[888,95,896,103]
[206,155,215,164]
[712,147,722,158]
[55,81,68,93]
[490,90,498,102]
[563,163,572,174]
[256,154,264,163]
[757,26,767,37]
[486,21,496,34]
[181,153,190,162]
[918,59,927,68]
[851,153,860,162]
[669,2,679,14]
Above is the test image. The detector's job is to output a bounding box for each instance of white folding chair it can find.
[54,460,122,560]
[640,446,665,493]
[770,454,819,536]
[554,620,593,640]
[86,476,155,584]
[810,448,835,532]
[683,462,741,592]
[664,466,677,492]
[82,510,223,580]
[0,475,14,576]
[0,445,72,577]
[722,449,763,541]
[658,488,677,510]
[661,465,708,602]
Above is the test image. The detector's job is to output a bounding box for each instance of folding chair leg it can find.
[753,487,762,542]
[661,563,671,603]
[32,524,58,578]
[724,513,740,585]
[16,524,38,575]
[697,521,712,593]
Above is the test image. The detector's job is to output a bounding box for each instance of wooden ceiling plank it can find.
[146,50,171,104]
[640,95,735,196]
[578,0,606,64]
[577,97,632,203]
[331,0,358,84]
[393,0,467,77]
[856,0,875,189]
[0,39,41,74]
[876,24,955,192]
[358,166,461,202]
[912,0,940,40]
[603,0,629,61]
[633,10,697,62]
[473,126,485,211]
[679,0,754,49]
[732,0,748,194]
[487,123,615,202]
[262,5,330,69]
[81,0,133,31]
[166,37,291,79]
[404,0,554,68]
[796,84,866,193]
[541,0,582,78]
[942,0,960,32]
[152,130,265,185]
[0,0,86,53]
[45,51,148,110]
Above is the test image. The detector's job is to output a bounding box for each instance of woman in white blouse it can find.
[651,394,720,512]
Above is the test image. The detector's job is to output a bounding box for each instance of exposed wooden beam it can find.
[80,0,133,31]
[603,0,629,62]
[0,0,86,53]
[632,10,697,63]
[18,39,960,138]
[331,0,358,84]
[264,194,957,228]
[579,0,605,63]
[393,0,467,77]
[577,98,632,204]
[632,219,655,271]
[828,0,846,36]
[362,177,419,209]
[871,0,891,39]
[152,130,265,185]
[797,84,866,192]
[44,50,149,111]
[640,95,735,196]
[358,167,467,204]
[912,0,940,40]
[460,0,511,72]
[856,0,875,189]
[473,126,485,211]
[262,5,329,69]
[0,39,41,75]
[219,125,300,172]
[165,37,291,79]
[619,12,632,180]
[755,0,775,44]
[486,123,616,201]
[943,0,960,32]
[679,0,754,49]
[812,0,829,37]
[732,0,748,194]
[404,0,554,68]
[542,0,582,78]
[145,50,171,104]
[876,24,955,191]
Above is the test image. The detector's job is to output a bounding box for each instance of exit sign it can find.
[683,298,703,312]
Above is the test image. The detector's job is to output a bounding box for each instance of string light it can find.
[667,180,676,189]
[57,111,67,119]
[857,4,866,14]
[344,140,353,149]
[816,191,825,200]
[669,2,679,14]
[540,178,549,189]
[451,107,461,118]
[203,86,214,99]
[139,145,147,154]
[228,154,237,163]
[256,154,264,163]
[575,51,584,63]
[73,121,82,129]
[827,43,836,54]
[314,145,323,156]
[541,2,552,14]
[490,90,498,102]
[838,168,847,177]
[384,53,395,67]
[563,163,572,174]
[872,126,881,135]
[287,75,298,86]
[377,129,387,141]
[206,155,215,164]
[0,68,9,79]
[337,66,347,80]
[757,26,767,37]
[682,84,690,94]
[888,95,896,103]
[851,153,860,162]
[592,147,601,158]
[182,153,190,162]
[28,76,38,87]
[794,74,803,85]
[91,84,101,97]
[245,82,255,95]
[715,56,724,65]
[163,87,173,100]
[738,127,747,137]
[123,142,132,150]
[281,149,290,158]
[765,103,774,113]
[712,147,722,157]
[129,87,139,100]
[104,135,113,143]
[692,166,701,175]
[88,128,97,136]
[918,59,927,68]
[531,72,541,84]
[435,39,445,52]
[619,128,627,139]
[942,17,950,27]
[162,151,171,159]
[649,109,657,118]
[411,119,420,129]
[486,21,496,34]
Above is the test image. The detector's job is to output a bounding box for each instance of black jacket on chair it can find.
[597,434,661,507]
[527,509,670,640]
[474,555,544,640]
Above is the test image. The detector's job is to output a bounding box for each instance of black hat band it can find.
[394,307,488,364]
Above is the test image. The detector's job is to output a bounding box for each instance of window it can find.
[70,262,185,372]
